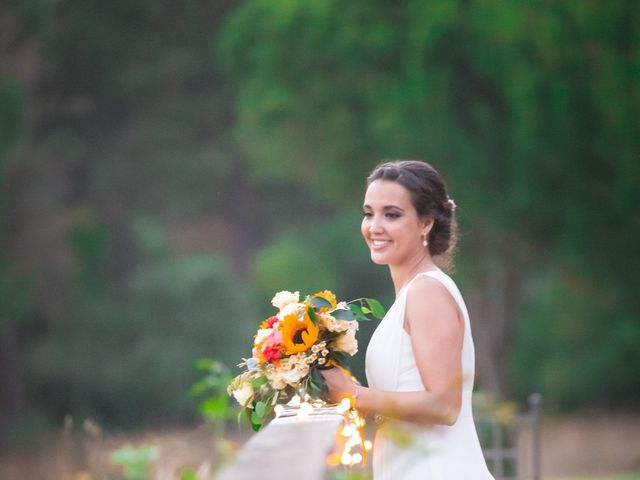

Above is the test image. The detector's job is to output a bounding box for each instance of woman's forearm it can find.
[355,385,460,426]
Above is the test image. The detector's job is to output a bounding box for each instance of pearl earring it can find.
[422,234,428,247]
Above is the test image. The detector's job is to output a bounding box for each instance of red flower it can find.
[261,315,279,329]
[262,345,281,363]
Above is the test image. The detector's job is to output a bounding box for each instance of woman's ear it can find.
[421,217,435,236]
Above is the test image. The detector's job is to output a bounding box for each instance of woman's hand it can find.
[320,367,357,403]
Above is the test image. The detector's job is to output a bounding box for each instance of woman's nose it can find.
[369,218,383,233]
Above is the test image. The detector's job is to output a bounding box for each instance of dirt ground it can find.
[541,412,640,478]
[1,412,639,479]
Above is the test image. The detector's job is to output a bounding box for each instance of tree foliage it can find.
[218,0,640,407]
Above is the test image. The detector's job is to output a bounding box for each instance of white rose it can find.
[266,365,287,390]
[271,290,300,310]
[254,328,272,345]
[279,302,302,319]
[319,313,351,333]
[232,383,254,406]
[331,322,358,356]
[281,356,309,385]
[284,367,303,386]
[227,373,254,406]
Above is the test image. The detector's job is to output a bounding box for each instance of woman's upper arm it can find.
[405,276,464,408]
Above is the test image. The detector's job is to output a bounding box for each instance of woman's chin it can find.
[370,252,391,265]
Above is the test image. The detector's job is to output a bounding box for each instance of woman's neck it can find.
[389,252,438,296]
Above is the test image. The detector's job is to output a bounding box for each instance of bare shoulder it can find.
[405,275,462,331]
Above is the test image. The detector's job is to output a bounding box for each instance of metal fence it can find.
[477,393,542,480]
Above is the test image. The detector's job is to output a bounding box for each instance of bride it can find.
[322,160,494,479]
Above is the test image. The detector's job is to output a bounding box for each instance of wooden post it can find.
[528,393,542,480]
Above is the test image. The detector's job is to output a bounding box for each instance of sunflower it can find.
[281,309,319,355]
[311,290,337,312]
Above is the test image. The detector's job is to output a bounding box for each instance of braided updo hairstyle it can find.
[366,160,458,268]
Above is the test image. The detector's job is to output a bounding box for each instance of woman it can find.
[322,160,494,479]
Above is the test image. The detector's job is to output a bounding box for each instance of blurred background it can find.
[0,0,638,478]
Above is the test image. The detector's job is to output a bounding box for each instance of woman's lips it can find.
[370,239,391,250]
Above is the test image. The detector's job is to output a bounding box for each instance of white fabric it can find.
[366,269,494,479]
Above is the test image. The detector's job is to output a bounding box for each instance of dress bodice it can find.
[365,269,494,479]
[366,269,475,395]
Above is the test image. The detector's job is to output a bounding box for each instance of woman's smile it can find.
[370,238,392,250]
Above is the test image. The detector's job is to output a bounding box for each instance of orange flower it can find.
[281,309,319,355]
[311,290,337,312]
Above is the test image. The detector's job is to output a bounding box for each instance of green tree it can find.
[0,75,31,440]
[218,0,640,407]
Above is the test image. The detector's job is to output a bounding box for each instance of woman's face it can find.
[361,179,432,266]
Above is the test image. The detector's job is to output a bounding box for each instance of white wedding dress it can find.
[366,270,494,479]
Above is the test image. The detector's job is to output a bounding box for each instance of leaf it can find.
[307,306,318,324]
[250,421,262,432]
[254,401,267,417]
[309,296,332,309]
[365,298,386,319]
[251,410,265,429]
[189,378,213,396]
[251,376,268,388]
[349,304,369,322]
[361,306,371,314]
[179,468,197,480]
[309,368,329,396]
[195,358,214,370]
[200,395,230,422]
[332,308,356,321]
[330,350,350,367]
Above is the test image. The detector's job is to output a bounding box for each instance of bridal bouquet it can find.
[227,290,384,431]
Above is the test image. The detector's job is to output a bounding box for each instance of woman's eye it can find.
[362,212,373,218]
[386,212,400,219]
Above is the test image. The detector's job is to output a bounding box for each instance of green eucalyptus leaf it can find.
[361,306,371,314]
[309,297,332,309]
[309,368,329,395]
[307,306,318,324]
[332,308,356,321]
[330,350,351,367]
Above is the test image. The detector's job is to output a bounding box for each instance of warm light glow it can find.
[335,397,352,414]
[288,394,301,407]
[347,436,360,448]
[325,397,369,469]
[296,401,314,420]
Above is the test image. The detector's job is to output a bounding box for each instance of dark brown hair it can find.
[366,160,458,267]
